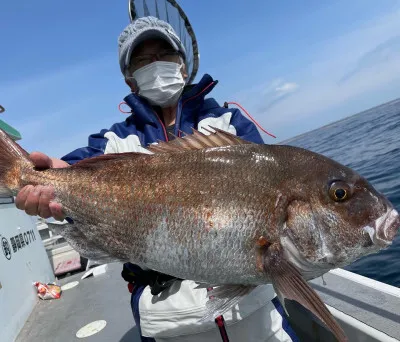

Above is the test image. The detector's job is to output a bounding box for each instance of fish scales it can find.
[34,145,276,284]
[13,142,398,284]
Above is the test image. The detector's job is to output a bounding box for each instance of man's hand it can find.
[15,152,69,221]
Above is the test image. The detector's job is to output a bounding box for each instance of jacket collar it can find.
[123,74,218,126]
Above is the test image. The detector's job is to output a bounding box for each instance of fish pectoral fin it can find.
[270,257,347,342]
[273,286,290,317]
[199,285,257,322]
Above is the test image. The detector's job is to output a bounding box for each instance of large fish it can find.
[0,127,399,342]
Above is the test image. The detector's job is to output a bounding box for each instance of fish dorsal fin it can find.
[70,128,253,168]
[147,127,253,154]
[71,152,146,169]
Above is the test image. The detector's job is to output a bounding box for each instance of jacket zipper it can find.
[177,81,216,137]
[153,81,216,141]
[153,110,169,142]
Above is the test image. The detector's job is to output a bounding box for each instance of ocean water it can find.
[283,98,400,287]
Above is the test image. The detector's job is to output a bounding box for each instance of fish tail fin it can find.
[0,128,32,196]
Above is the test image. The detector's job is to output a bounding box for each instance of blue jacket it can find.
[61,74,264,164]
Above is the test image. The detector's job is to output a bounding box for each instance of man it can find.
[15,16,298,342]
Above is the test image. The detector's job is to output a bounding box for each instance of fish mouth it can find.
[363,208,400,247]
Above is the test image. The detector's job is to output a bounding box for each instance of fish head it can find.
[276,147,400,278]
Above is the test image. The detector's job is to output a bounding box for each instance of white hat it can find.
[118,16,186,75]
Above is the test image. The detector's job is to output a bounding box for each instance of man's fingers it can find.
[17,185,63,220]
[38,186,55,219]
[30,152,53,169]
[16,152,68,219]
[49,202,66,221]
[52,158,70,169]
[24,185,42,216]
[15,185,33,210]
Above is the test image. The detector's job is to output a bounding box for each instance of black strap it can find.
[215,315,230,342]
[149,273,180,296]
[121,263,181,295]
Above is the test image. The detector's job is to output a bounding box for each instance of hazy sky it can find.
[1,0,400,157]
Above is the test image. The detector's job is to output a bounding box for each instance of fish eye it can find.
[329,181,351,202]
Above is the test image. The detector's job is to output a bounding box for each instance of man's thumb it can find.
[29,152,53,169]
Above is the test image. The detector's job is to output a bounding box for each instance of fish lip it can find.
[363,208,400,247]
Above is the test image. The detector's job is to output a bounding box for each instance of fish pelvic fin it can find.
[0,128,32,196]
[199,284,257,322]
[148,127,254,154]
[266,243,348,342]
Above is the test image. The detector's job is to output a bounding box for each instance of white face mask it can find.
[131,61,185,108]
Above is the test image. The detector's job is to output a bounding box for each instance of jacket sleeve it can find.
[61,129,109,165]
[229,108,265,144]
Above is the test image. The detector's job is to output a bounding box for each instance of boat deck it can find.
[16,263,400,342]
[16,263,140,342]
[314,269,400,340]
[289,268,400,342]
